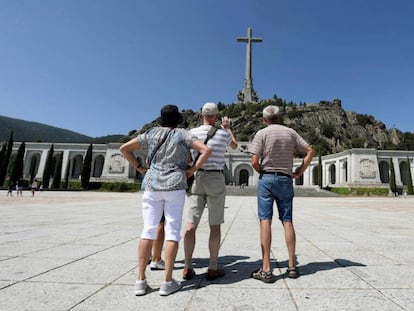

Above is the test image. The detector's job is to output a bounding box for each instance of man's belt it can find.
[261,171,291,178]
[198,168,224,173]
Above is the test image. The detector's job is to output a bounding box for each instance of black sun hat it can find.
[160,105,183,127]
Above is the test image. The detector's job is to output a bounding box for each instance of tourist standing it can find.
[183,102,237,280]
[249,105,314,282]
[120,105,211,296]
[31,180,38,197]
[7,181,14,197]
[16,179,23,197]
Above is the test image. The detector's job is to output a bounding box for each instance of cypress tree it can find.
[10,142,25,183]
[52,153,63,189]
[406,157,413,195]
[0,131,13,186]
[0,143,6,177]
[389,160,397,196]
[81,144,93,189]
[42,144,54,189]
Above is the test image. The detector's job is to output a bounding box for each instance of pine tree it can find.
[10,142,25,183]
[389,160,397,196]
[406,157,413,195]
[81,144,93,189]
[0,131,13,186]
[42,144,54,189]
[51,153,63,189]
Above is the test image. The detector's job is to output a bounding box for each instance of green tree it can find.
[81,144,93,189]
[406,157,413,195]
[52,153,63,189]
[0,143,6,177]
[0,131,13,186]
[10,142,25,183]
[42,144,54,189]
[389,160,397,196]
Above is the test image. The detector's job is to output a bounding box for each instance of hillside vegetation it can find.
[2,96,413,154]
[133,97,414,155]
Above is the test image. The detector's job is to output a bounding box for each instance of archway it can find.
[379,161,389,183]
[71,154,83,179]
[399,161,408,185]
[312,166,318,185]
[329,164,336,184]
[295,174,303,185]
[239,169,249,186]
[28,153,41,181]
[92,155,105,177]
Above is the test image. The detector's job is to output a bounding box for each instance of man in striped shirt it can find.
[249,105,314,282]
[183,102,237,280]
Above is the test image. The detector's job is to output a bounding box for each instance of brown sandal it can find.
[251,268,275,283]
[287,267,300,279]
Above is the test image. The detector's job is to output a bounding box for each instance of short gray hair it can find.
[262,105,280,122]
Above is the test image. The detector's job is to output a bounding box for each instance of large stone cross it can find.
[237,27,262,103]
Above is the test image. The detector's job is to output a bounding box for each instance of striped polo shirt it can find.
[249,124,309,175]
[190,125,232,170]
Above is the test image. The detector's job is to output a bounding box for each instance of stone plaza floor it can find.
[0,190,413,310]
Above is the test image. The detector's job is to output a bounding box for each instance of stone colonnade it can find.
[9,142,414,189]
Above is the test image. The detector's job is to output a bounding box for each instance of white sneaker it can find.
[134,279,147,296]
[149,259,165,270]
[159,279,182,296]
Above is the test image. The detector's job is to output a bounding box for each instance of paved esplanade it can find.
[0,191,413,310]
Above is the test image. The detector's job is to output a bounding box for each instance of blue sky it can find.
[1,0,413,137]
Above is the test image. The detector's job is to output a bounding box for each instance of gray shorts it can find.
[187,170,225,225]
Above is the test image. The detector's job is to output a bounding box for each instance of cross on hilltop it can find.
[236,27,262,104]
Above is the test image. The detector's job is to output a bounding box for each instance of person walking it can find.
[183,102,237,280]
[249,105,314,282]
[120,104,211,296]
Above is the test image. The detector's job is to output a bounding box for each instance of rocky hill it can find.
[134,97,413,155]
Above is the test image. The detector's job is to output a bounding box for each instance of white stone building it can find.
[9,142,414,189]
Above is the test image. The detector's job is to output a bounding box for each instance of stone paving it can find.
[0,190,413,310]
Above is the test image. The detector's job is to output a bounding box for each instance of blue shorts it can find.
[257,174,294,222]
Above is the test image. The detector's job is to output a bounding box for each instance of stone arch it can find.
[50,154,61,180]
[329,164,336,184]
[239,169,249,186]
[71,154,83,179]
[27,153,41,180]
[379,161,389,183]
[92,155,105,177]
[234,164,254,186]
[312,166,319,185]
[295,174,303,185]
[399,161,408,185]
[342,161,348,183]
